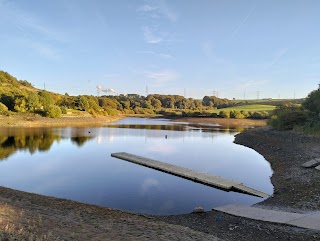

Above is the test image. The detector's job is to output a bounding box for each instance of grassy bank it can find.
[0,113,124,128]
[209,104,276,114]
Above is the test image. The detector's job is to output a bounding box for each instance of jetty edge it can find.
[111,152,269,198]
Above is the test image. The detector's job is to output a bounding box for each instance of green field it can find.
[210,104,276,114]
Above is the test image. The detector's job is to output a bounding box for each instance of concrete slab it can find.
[213,205,302,224]
[302,158,320,168]
[213,205,320,231]
[111,152,269,198]
[288,212,320,230]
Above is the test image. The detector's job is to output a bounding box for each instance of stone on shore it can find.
[301,158,320,168]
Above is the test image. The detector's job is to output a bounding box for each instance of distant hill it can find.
[0,70,37,92]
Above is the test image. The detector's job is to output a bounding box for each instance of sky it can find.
[0,0,320,99]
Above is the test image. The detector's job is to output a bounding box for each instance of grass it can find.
[0,203,53,241]
[295,122,320,137]
[233,98,304,104]
[210,104,276,114]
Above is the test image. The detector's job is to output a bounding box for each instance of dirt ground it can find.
[0,116,319,240]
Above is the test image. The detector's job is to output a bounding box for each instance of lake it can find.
[0,117,273,215]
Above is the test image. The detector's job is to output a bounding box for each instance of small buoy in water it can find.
[165,135,167,139]
[88,131,91,133]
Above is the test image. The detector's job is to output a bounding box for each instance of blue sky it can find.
[0,0,319,99]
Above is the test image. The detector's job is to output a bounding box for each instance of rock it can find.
[193,206,205,213]
[302,158,320,168]
[315,165,320,171]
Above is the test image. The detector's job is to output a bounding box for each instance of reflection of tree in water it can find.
[70,136,94,147]
[0,132,61,160]
[106,124,185,131]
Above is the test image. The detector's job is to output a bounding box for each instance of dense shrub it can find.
[219,110,230,118]
[133,107,155,115]
[295,122,320,136]
[303,87,320,119]
[60,106,67,114]
[0,102,8,114]
[201,111,211,117]
[210,113,219,118]
[269,107,307,130]
[105,108,119,116]
[122,109,135,114]
[249,111,269,119]
[230,110,245,119]
[44,105,62,118]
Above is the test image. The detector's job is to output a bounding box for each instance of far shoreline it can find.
[0,114,268,128]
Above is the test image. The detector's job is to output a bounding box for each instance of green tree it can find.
[202,96,211,106]
[303,87,320,119]
[27,93,40,112]
[0,102,8,114]
[269,107,307,130]
[14,96,27,112]
[151,98,162,109]
[44,105,62,118]
[219,110,230,118]
[76,96,89,111]
[39,91,54,110]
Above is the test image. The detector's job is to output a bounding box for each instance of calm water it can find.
[0,118,273,215]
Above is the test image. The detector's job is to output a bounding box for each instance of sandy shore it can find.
[0,116,319,240]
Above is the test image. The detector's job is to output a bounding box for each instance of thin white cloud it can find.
[137,0,178,22]
[146,69,178,83]
[0,1,66,43]
[265,48,289,69]
[142,26,163,44]
[137,4,157,12]
[31,42,60,61]
[159,53,174,59]
[138,50,174,59]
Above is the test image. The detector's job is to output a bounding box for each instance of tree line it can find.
[0,70,281,119]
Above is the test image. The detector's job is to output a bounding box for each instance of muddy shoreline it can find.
[158,127,320,240]
[235,126,320,211]
[0,117,319,240]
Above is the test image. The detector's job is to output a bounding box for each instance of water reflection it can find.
[0,129,60,159]
[70,136,94,147]
[104,123,246,133]
[0,118,273,215]
[0,128,94,159]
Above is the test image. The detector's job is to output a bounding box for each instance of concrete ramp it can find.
[111,152,269,198]
[213,205,320,231]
